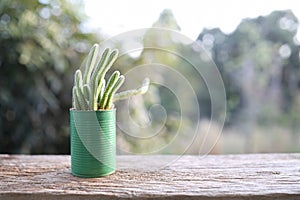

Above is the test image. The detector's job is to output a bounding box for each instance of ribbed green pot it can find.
[70,109,116,178]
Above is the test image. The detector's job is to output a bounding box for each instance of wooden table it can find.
[0,154,299,199]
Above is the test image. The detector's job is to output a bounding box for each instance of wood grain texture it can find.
[0,154,300,199]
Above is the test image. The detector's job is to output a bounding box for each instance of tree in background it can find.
[197,10,300,152]
[198,10,300,128]
[0,0,98,153]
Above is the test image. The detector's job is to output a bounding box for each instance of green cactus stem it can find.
[113,78,150,102]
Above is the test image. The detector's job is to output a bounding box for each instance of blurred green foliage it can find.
[0,0,98,153]
[197,10,300,153]
[0,2,299,154]
[198,10,300,129]
[116,9,300,154]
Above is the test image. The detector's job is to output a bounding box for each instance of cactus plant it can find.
[72,44,150,110]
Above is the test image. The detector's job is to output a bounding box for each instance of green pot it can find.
[70,109,116,178]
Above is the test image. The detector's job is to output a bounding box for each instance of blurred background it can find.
[0,0,299,154]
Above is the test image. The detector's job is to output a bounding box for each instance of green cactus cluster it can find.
[72,44,150,110]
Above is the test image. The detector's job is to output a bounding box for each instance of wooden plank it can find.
[0,154,300,199]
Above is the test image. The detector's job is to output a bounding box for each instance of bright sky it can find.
[84,0,300,40]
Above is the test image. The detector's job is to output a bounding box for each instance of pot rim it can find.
[69,108,116,112]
